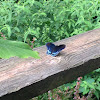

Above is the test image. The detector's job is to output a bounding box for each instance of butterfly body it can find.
[46,42,66,56]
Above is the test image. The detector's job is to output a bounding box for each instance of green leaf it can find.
[84,78,95,84]
[83,88,89,95]
[6,25,11,37]
[96,85,100,91]
[64,83,71,89]
[97,77,100,81]
[94,91,100,100]
[83,78,95,89]
[14,27,20,32]
[79,86,85,93]
[95,68,100,72]
[0,39,40,59]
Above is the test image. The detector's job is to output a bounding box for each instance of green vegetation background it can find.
[0,0,100,46]
[0,0,100,99]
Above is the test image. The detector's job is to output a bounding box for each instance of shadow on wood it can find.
[0,28,100,100]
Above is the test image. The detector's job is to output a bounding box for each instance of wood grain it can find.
[0,28,100,100]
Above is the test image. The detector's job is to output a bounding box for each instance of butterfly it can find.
[46,42,66,56]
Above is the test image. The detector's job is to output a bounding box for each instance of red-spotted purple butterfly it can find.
[46,42,66,56]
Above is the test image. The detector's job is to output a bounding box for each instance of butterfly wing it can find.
[46,43,55,55]
[51,45,66,56]
[46,43,66,56]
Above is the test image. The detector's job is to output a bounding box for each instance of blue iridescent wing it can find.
[46,43,55,55]
[46,43,66,56]
[51,45,66,56]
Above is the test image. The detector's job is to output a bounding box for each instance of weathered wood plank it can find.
[0,28,100,100]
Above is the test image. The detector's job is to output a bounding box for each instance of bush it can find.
[0,0,100,47]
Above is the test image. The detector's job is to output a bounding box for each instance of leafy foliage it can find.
[79,69,100,99]
[0,0,100,46]
[0,39,40,59]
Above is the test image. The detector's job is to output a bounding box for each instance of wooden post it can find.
[0,28,100,100]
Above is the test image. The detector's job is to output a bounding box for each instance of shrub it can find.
[0,0,100,47]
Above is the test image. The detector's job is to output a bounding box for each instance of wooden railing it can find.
[0,28,100,100]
